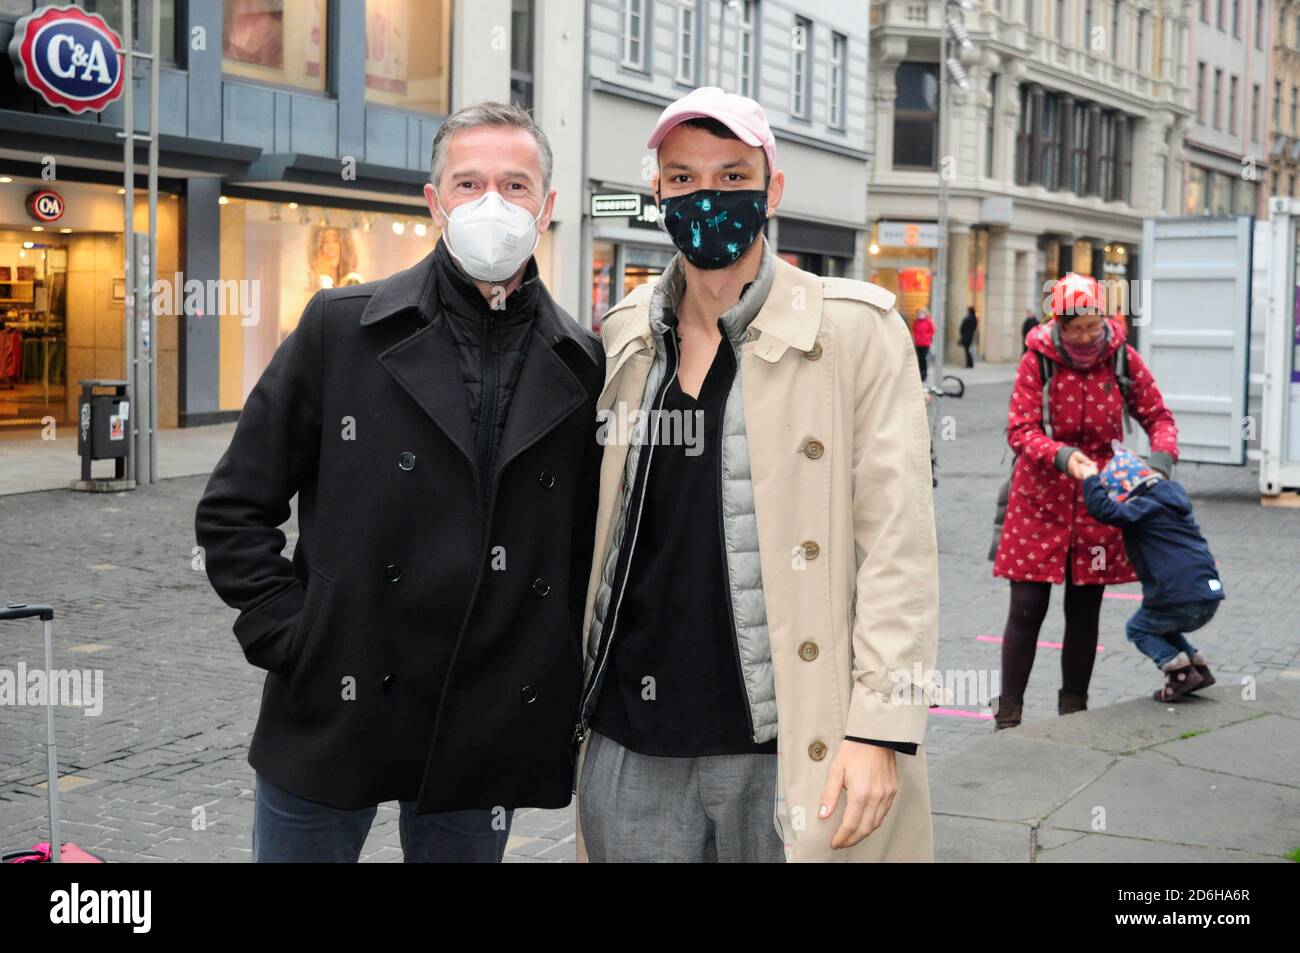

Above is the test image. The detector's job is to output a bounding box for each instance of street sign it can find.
[591,193,643,218]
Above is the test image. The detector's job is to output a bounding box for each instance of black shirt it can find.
[590,328,776,757]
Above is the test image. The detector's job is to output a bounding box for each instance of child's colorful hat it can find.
[1099,440,1161,502]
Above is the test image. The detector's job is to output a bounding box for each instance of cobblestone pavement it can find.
[1,378,1297,862]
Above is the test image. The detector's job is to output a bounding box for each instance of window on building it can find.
[1016,85,1033,184]
[737,0,756,97]
[1026,0,1035,32]
[1055,0,1066,42]
[1186,165,1207,213]
[1217,0,1225,31]
[1275,80,1283,126]
[1291,174,1296,197]
[1097,111,1114,198]
[1200,0,1209,23]
[1252,83,1261,141]
[829,32,846,129]
[364,0,451,114]
[1084,0,1094,52]
[1293,84,1298,133]
[893,62,939,170]
[85,0,178,63]
[1071,102,1091,192]
[222,0,327,92]
[622,0,648,70]
[509,0,535,111]
[1213,69,1222,129]
[791,16,812,119]
[1196,62,1207,123]
[1229,75,1238,134]
[1255,0,1264,49]
[985,74,999,178]
[1037,94,1063,190]
[1232,0,1240,36]
[675,0,697,84]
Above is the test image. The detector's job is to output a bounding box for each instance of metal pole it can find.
[147,0,160,483]
[121,0,135,485]
[43,618,61,862]
[934,13,948,383]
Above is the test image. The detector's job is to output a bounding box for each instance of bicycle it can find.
[923,374,965,487]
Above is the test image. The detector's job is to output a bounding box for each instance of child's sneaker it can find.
[1153,651,1204,702]
[1189,651,1216,692]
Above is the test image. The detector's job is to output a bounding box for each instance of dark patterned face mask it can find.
[657,188,768,269]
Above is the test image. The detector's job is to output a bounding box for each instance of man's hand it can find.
[1067,451,1097,480]
[818,739,899,849]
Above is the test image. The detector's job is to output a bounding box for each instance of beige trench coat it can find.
[575,255,939,862]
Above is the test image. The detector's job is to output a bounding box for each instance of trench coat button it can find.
[804,341,823,361]
[398,451,416,471]
[539,470,556,489]
[802,439,825,460]
[808,740,828,761]
[798,641,819,661]
[382,673,395,691]
[532,577,551,596]
[801,540,820,560]
[520,684,537,704]
[384,563,402,582]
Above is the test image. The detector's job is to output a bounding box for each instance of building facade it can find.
[0,0,555,432]
[869,0,1195,364]
[581,0,872,331]
[1183,0,1270,217]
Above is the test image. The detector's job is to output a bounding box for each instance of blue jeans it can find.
[251,771,513,862]
[1125,600,1219,668]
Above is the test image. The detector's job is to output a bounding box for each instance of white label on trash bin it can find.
[109,415,125,440]
[119,401,130,421]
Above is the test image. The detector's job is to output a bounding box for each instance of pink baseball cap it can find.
[646,86,777,170]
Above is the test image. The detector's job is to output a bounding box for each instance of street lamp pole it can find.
[935,0,974,382]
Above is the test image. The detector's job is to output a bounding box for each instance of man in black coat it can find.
[195,102,604,862]
[959,306,979,368]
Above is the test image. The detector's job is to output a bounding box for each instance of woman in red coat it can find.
[912,308,936,380]
[992,273,1178,728]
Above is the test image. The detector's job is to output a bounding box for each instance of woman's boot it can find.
[1058,690,1088,716]
[993,695,1023,730]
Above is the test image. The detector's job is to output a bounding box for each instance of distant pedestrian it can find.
[1079,444,1222,702]
[912,307,935,381]
[1021,311,1039,354]
[959,307,978,368]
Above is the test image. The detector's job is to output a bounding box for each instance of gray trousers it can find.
[578,729,786,863]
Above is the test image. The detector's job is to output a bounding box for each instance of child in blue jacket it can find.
[1080,443,1224,702]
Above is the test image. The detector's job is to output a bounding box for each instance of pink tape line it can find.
[977,634,1104,652]
[930,707,993,720]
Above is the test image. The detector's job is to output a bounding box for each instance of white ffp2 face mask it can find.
[433,190,543,283]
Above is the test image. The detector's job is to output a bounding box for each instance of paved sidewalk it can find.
[931,679,1300,862]
[1,377,1296,862]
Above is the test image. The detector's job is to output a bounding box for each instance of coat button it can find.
[538,470,556,489]
[382,673,395,691]
[802,439,825,460]
[801,540,820,560]
[532,577,551,596]
[398,451,416,471]
[804,341,823,361]
[384,563,402,582]
[798,641,819,661]
[520,684,537,704]
[808,740,828,761]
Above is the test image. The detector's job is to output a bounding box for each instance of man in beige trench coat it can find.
[572,87,939,862]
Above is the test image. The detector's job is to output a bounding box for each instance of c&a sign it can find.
[8,5,125,114]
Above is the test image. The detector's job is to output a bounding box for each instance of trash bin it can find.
[72,379,134,491]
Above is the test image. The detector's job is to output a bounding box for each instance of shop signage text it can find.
[878,221,939,249]
[8,6,125,114]
[591,193,643,218]
[26,189,65,223]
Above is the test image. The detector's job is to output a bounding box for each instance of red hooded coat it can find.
[992,317,1178,585]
